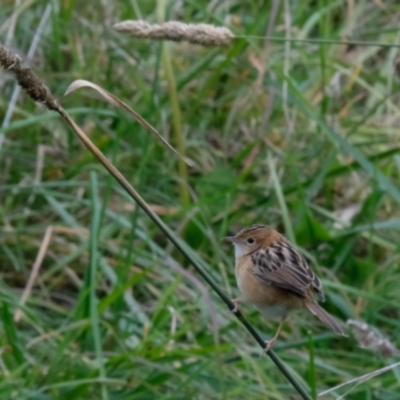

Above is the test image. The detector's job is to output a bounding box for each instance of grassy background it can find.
[1,1,400,399]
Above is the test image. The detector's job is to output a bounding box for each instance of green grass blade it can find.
[89,171,108,400]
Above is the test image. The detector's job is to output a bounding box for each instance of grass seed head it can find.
[114,20,234,47]
[0,43,58,111]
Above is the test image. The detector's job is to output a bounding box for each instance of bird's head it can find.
[223,224,276,258]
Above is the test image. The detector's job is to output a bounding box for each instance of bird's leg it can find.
[263,319,285,355]
[230,298,242,313]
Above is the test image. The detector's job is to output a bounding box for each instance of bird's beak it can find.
[222,236,238,244]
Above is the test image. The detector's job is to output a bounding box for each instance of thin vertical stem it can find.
[318,0,329,119]
[268,152,296,244]
[157,0,190,206]
[162,44,190,205]
[283,0,293,136]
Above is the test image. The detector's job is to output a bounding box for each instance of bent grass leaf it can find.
[61,79,191,166]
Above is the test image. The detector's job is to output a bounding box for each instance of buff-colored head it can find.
[223,224,278,258]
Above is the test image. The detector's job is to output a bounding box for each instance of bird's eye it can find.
[247,238,255,244]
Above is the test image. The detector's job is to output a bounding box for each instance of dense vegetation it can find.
[1,1,400,399]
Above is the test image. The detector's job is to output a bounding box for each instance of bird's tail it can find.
[305,302,347,336]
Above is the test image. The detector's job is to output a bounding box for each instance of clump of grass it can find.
[2,2,400,400]
[0,41,311,399]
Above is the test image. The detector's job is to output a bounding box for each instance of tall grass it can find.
[1,1,400,399]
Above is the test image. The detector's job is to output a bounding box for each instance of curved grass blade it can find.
[62,79,191,166]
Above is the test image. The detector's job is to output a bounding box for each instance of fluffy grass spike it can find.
[114,20,234,47]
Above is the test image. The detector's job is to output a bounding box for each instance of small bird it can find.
[224,224,346,352]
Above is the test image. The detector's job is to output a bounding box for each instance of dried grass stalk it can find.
[0,43,58,111]
[319,360,400,398]
[114,20,233,47]
[14,226,53,322]
[347,319,398,358]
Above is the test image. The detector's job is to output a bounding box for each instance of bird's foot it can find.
[264,338,276,352]
[230,298,241,314]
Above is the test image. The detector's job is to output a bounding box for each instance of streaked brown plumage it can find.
[224,224,346,352]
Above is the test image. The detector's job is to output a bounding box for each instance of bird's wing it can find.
[251,238,325,301]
